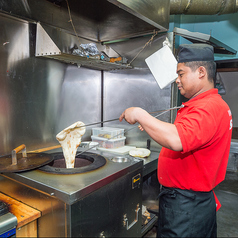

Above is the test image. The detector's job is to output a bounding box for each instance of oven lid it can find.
[0,144,53,173]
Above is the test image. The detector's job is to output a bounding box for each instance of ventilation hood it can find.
[0,0,170,42]
[173,27,237,55]
[107,0,169,31]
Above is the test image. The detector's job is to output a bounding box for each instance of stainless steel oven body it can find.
[0,150,143,237]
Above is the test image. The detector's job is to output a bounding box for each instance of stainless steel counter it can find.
[140,150,160,177]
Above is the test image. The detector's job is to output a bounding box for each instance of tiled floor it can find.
[143,171,238,237]
[215,171,238,237]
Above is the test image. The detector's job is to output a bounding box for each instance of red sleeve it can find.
[175,107,217,153]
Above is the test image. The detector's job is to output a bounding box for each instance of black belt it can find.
[158,186,213,199]
[158,186,198,199]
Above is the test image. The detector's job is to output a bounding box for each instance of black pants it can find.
[157,186,217,238]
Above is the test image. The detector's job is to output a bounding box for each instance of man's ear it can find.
[198,66,206,79]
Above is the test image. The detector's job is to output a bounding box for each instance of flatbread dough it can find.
[56,121,86,168]
[129,148,151,158]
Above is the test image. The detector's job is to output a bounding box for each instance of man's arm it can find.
[119,107,183,151]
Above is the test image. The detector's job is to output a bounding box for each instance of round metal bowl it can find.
[111,157,131,163]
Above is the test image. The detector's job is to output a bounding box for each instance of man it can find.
[119,44,233,237]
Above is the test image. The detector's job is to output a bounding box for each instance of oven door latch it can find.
[123,203,140,230]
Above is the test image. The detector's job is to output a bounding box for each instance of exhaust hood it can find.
[107,0,169,31]
[0,0,170,42]
[173,27,237,55]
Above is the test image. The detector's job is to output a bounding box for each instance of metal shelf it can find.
[40,53,132,71]
[35,23,132,71]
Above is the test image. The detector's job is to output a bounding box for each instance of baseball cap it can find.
[177,44,214,63]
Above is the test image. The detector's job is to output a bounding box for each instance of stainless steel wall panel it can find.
[0,15,67,154]
[55,66,101,141]
[104,69,171,150]
[0,14,103,155]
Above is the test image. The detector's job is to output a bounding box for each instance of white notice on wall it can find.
[145,45,178,89]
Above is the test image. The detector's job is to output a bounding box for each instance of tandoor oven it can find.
[0,150,143,237]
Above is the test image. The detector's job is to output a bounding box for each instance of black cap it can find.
[177,44,214,63]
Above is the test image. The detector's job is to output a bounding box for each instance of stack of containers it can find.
[91,127,125,149]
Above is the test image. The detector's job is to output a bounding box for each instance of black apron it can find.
[157,186,217,238]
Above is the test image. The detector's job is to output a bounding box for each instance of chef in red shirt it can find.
[119,44,232,237]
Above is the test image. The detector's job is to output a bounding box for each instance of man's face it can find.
[176,63,200,99]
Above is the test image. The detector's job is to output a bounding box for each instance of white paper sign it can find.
[145,45,178,89]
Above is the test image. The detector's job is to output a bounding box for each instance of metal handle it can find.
[123,204,140,230]
[147,139,151,150]
[11,144,27,165]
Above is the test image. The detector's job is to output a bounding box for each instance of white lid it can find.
[92,127,124,131]
[91,135,126,141]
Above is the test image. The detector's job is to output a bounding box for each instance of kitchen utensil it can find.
[76,105,183,156]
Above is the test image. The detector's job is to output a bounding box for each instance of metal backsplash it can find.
[0,13,171,155]
[103,69,171,149]
[0,14,66,154]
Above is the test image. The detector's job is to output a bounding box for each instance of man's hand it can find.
[119,107,140,124]
[138,124,144,131]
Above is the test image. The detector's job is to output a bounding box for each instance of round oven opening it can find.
[39,152,106,174]
[49,157,93,168]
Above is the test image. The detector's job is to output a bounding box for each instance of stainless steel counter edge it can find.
[140,150,160,177]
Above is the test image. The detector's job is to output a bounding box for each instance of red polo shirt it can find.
[158,89,232,194]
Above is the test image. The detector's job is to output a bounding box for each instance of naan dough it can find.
[129,148,151,158]
[56,121,86,168]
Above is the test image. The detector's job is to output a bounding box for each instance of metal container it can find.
[0,202,17,237]
[0,150,143,237]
